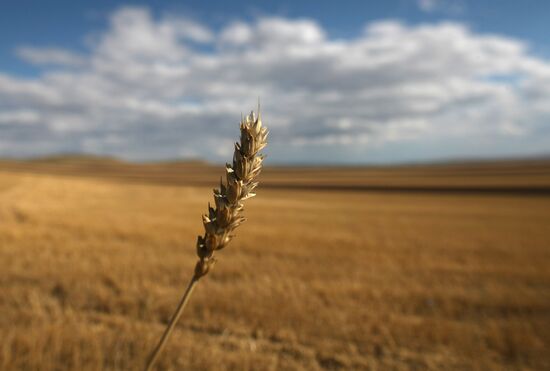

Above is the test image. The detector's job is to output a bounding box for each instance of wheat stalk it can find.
[145,107,268,371]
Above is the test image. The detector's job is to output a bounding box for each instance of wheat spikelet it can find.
[145,107,268,371]
[194,109,268,278]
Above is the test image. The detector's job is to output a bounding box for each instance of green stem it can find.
[145,275,199,371]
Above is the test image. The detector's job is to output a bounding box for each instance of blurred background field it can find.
[0,158,549,370]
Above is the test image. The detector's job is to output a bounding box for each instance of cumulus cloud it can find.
[0,6,549,163]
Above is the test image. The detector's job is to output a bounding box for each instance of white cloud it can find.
[16,47,86,67]
[417,0,465,15]
[418,0,439,12]
[220,22,253,45]
[0,110,41,124]
[0,6,549,163]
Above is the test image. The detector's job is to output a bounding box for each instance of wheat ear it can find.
[145,108,268,371]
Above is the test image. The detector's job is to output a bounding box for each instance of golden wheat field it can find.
[0,158,549,370]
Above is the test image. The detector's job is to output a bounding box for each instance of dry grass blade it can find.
[145,108,268,371]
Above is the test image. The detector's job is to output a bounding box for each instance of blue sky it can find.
[3,0,550,74]
[0,0,549,163]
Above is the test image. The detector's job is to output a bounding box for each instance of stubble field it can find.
[0,158,549,370]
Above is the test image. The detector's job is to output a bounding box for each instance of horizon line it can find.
[1,152,550,168]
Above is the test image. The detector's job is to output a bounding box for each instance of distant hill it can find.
[1,155,549,195]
